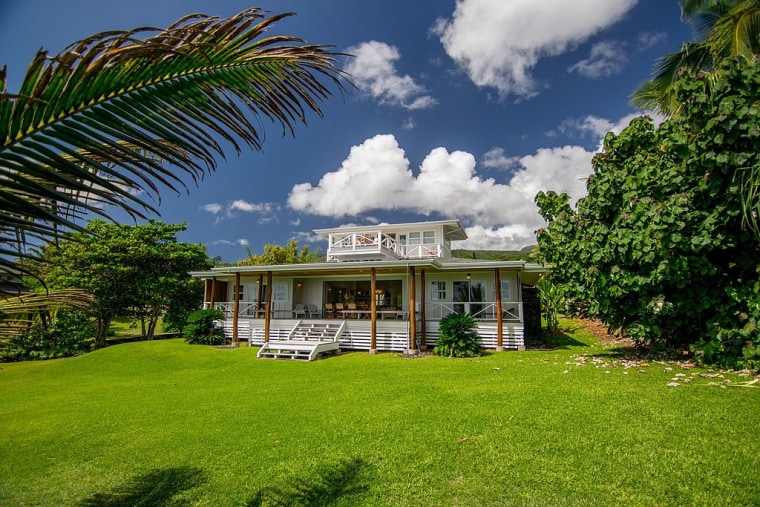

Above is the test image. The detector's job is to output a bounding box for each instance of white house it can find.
[190,220,546,359]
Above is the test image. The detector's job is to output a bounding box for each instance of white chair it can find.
[293,303,307,318]
[307,303,322,318]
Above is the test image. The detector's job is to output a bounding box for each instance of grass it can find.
[0,319,758,506]
[108,317,166,339]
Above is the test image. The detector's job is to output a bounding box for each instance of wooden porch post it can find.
[370,267,377,354]
[256,274,264,318]
[232,272,240,346]
[419,269,427,349]
[408,266,416,352]
[264,271,273,343]
[203,279,211,308]
[495,268,503,351]
[210,277,217,306]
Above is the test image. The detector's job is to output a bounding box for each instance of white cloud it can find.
[212,238,249,247]
[567,40,627,79]
[481,147,519,170]
[230,200,274,213]
[345,41,437,110]
[433,0,637,99]
[636,31,666,50]
[288,131,607,249]
[200,203,222,214]
[556,112,664,150]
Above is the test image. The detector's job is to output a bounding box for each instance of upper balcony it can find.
[325,231,443,262]
[314,219,467,263]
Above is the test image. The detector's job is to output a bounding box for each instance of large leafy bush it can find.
[434,313,481,358]
[183,309,226,346]
[536,58,760,368]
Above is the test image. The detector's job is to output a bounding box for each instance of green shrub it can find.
[1,311,95,361]
[183,308,226,345]
[434,312,481,357]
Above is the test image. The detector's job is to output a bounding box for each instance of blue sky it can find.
[0,0,693,262]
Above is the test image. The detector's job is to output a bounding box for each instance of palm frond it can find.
[630,42,713,115]
[0,289,94,339]
[0,8,348,275]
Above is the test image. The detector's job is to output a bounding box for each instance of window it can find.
[431,281,446,301]
[422,231,435,244]
[408,232,421,244]
[500,280,511,301]
[273,283,287,301]
[234,284,244,302]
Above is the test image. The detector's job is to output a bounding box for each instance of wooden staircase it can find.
[257,321,345,361]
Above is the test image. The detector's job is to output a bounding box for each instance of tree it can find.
[47,220,210,347]
[536,58,760,367]
[631,0,760,117]
[0,8,346,278]
[237,240,319,265]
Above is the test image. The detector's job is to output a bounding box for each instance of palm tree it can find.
[0,8,346,279]
[631,0,759,116]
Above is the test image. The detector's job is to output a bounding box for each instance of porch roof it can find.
[190,258,548,283]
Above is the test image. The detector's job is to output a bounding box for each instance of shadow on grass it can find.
[246,457,373,506]
[78,466,205,507]
[526,330,589,350]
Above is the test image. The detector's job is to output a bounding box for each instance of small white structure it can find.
[190,220,546,359]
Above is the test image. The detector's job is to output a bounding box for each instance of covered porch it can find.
[193,258,540,354]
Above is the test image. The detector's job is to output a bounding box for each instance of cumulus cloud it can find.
[200,199,279,223]
[200,203,223,214]
[345,41,437,110]
[481,147,519,170]
[432,0,637,99]
[567,40,627,78]
[288,132,606,250]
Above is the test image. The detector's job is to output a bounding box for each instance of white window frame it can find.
[273,283,287,302]
[431,281,446,301]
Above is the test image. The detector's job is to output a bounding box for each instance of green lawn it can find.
[1,321,758,506]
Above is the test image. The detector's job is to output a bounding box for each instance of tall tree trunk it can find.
[95,315,112,348]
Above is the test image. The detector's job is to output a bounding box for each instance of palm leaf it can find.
[0,289,94,338]
[0,8,348,275]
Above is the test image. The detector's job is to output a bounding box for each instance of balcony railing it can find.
[327,232,444,260]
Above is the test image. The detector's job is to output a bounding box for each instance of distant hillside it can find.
[451,246,537,261]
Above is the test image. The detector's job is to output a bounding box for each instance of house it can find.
[190,220,546,359]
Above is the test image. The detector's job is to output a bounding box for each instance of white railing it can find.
[424,301,522,321]
[327,231,404,260]
[403,244,442,258]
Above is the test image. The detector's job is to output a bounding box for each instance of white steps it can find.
[256,321,345,361]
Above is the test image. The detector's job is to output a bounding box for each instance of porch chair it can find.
[293,303,307,319]
[307,303,322,318]
[323,302,335,318]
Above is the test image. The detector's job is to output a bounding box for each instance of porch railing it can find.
[424,301,522,321]
[206,300,522,321]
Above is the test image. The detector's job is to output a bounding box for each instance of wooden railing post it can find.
[370,268,377,354]
[264,271,273,343]
[409,266,416,352]
[495,269,503,351]
[420,269,426,349]
[232,272,240,345]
